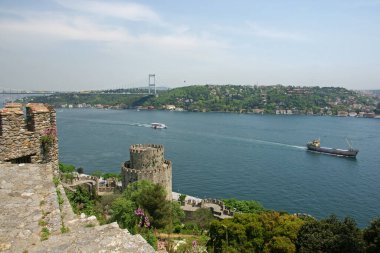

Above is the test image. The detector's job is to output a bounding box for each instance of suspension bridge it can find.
[0,74,161,96]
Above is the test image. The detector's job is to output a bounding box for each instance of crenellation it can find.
[0,103,58,168]
[122,144,172,200]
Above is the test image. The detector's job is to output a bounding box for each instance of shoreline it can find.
[55,107,380,119]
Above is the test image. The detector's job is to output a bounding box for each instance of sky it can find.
[0,0,379,91]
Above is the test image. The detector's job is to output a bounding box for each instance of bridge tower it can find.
[148,74,156,95]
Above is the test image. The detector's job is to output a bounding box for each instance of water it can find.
[0,97,375,227]
[55,109,380,227]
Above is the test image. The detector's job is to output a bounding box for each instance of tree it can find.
[66,185,96,216]
[188,208,215,234]
[363,218,380,253]
[59,163,75,173]
[296,215,365,253]
[208,212,304,253]
[91,170,103,178]
[109,198,136,233]
[263,236,296,253]
[112,180,180,230]
[136,183,171,228]
[223,198,265,213]
[179,194,187,204]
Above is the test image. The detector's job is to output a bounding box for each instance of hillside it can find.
[145,85,378,115]
[20,85,379,115]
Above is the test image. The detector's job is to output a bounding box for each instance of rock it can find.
[87,215,97,221]
[21,192,34,197]
[0,243,11,250]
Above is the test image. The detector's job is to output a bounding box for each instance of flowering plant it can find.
[41,127,57,153]
[41,127,57,144]
[134,208,151,228]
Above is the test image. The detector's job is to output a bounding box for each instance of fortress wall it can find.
[0,103,58,167]
[129,144,164,170]
[122,144,172,200]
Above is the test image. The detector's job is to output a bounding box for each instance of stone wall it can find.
[0,163,155,253]
[0,103,58,167]
[122,144,172,200]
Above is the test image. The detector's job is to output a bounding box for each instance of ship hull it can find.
[307,145,358,158]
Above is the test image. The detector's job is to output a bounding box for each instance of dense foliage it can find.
[111,181,184,231]
[20,85,379,114]
[296,215,365,253]
[66,185,103,220]
[363,218,380,253]
[21,93,150,108]
[208,211,305,253]
[208,213,380,253]
[91,170,121,180]
[144,85,378,114]
[59,163,75,173]
[223,198,265,213]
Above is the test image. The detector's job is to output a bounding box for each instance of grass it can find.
[40,227,50,241]
[53,176,60,187]
[38,219,47,227]
[61,226,70,233]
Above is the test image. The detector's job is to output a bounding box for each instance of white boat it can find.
[151,123,167,129]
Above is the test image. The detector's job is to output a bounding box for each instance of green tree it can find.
[136,183,171,229]
[223,198,265,213]
[59,163,75,173]
[187,208,215,234]
[91,170,103,178]
[263,236,296,253]
[179,194,187,204]
[296,215,365,253]
[363,218,380,253]
[112,180,180,230]
[208,212,303,253]
[66,185,96,216]
[109,198,137,233]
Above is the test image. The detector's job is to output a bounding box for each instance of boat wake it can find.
[252,139,306,150]
[59,117,154,128]
[129,122,151,128]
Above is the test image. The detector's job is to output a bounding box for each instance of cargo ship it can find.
[306,139,358,158]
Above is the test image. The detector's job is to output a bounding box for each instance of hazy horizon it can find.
[1,0,379,91]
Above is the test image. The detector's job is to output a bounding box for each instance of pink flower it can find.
[134,208,145,217]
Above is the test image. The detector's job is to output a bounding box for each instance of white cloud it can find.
[54,0,161,23]
[0,10,227,51]
[211,21,306,42]
[246,22,306,41]
[0,17,131,42]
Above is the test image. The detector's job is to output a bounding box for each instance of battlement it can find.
[0,103,58,167]
[122,144,172,200]
[129,144,164,154]
[122,160,172,174]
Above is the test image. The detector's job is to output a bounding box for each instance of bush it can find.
[59,163,75,173]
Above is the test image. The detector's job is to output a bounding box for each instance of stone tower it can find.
[0,103,58,167]
[121,144,172,199]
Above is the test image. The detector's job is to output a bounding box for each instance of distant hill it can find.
[18,85,379,115]
[143,85,379,114]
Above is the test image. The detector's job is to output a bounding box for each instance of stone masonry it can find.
[122,144,172,200]
[0,104,156,252]
[0,103,58,167]
[0,163,155,253]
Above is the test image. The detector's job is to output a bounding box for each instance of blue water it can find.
[54,109,379,227]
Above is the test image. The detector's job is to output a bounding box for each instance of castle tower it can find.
[0,103,58,167]
[121,144,172,200]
